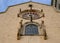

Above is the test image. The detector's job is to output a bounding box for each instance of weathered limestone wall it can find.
[0,2,60,43]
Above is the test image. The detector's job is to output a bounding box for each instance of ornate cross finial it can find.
[29,4,33,10]
[20,9,21,12]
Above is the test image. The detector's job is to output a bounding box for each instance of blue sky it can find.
[0,0,51,12]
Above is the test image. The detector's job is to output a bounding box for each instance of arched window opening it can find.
[25,24,39,35]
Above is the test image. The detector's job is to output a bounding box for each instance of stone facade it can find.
[0,2,60,43]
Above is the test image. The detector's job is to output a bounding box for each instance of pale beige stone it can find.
[0,2,60,43]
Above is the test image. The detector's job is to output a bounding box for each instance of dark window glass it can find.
[25,24,39,35]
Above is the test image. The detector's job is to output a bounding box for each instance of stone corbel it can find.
[20,20,23,28]
[17,9,21,17]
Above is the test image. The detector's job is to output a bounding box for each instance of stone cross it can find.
[29,15,33,22]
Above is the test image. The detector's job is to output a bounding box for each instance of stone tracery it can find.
[17,4,47,40]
